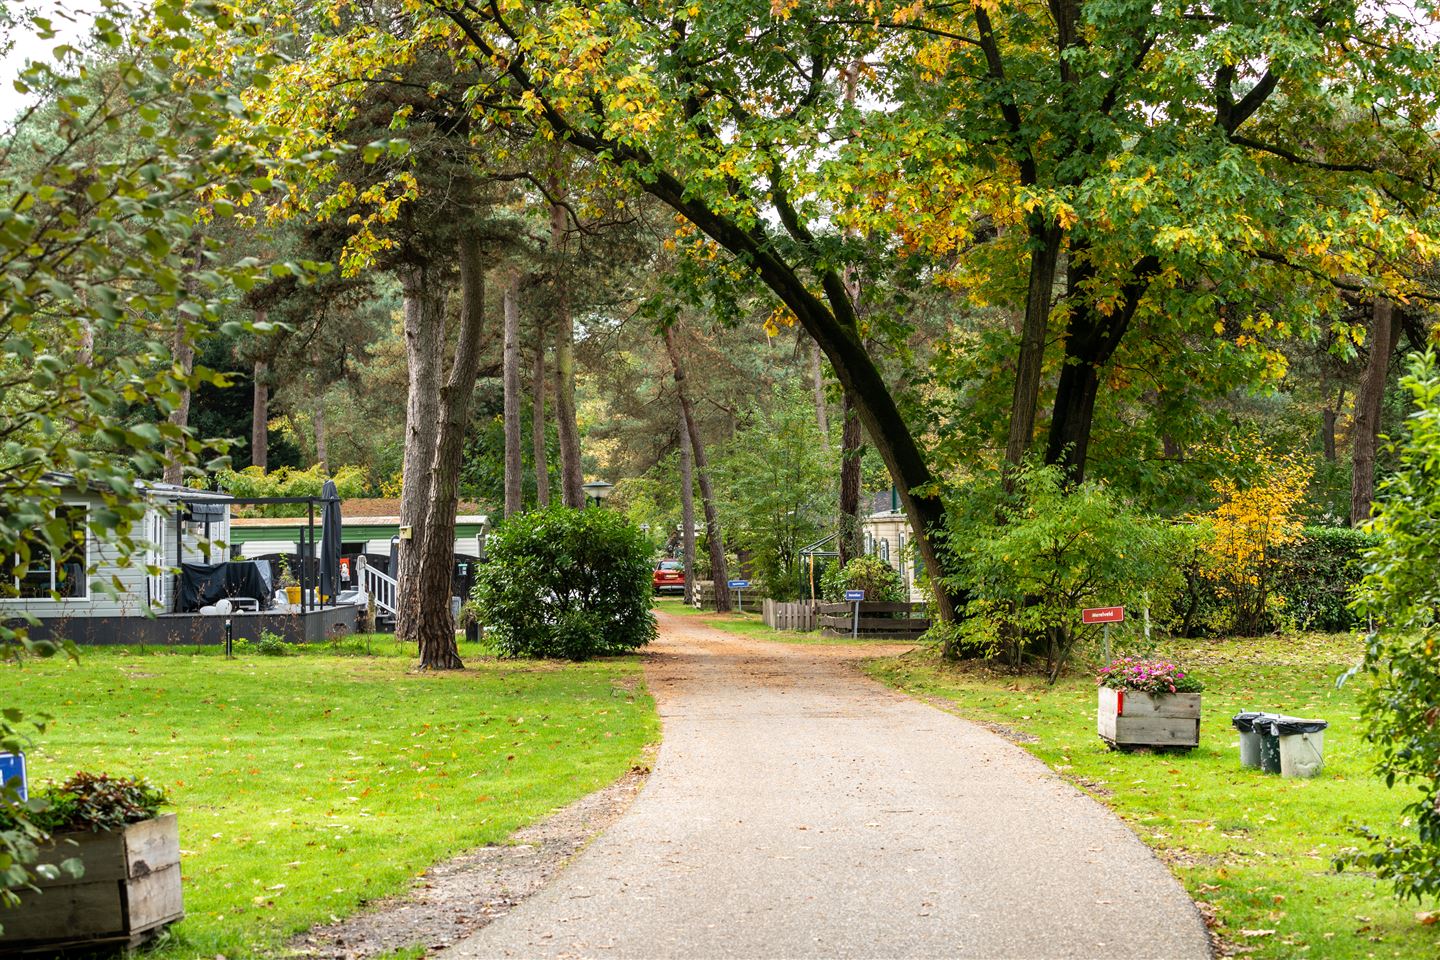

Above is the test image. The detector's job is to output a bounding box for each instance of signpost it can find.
[1083,606,1125,662]
[727,579,751,613]
[845,589,865,638]
[0,752,27,802]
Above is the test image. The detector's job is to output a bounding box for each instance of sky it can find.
[0,1,95,123]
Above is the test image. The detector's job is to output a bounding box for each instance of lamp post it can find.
[582,479,614,508]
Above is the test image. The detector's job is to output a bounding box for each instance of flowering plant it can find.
[1097,657,1203,694]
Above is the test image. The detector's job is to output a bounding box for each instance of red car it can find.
[653,559,685,594]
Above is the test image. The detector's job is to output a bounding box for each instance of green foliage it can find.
[251,630,290,656]
[1273,527,1379,633]
[472,507,658,659]
[1343,352,1440,903]
[0,772,170,835]
[0,0,315,917]
[821,555,905,604]
[216,465,369,516]
[713,388,835,602]
[943,464,1183,681]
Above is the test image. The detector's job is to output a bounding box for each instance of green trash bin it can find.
[1231,712,1275,769]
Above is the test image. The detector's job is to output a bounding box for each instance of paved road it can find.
[442,612,1211,959]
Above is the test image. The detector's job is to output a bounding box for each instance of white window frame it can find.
[146,509,167,610]
[15,502,91,602]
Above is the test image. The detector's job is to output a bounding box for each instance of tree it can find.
[428,0,962,623]
[664,323,730,609]
[502,271,524,517]
[1347,351,1440,904]
[0,0,284,912]
[1351,300,1401,525]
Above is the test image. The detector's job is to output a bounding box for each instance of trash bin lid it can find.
[1231,711,1264,732]
[1231,711,1285,733]
[1257,715,1328,736]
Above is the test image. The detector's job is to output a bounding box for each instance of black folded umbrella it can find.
[319,479,342,602]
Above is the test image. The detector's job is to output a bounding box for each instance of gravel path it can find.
[441,612,1211,959]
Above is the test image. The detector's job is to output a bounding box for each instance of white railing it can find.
[359,559,398,619]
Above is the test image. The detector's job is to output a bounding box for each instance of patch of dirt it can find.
[286,758,653,959]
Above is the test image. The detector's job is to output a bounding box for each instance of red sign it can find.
[1082,606,1125,624]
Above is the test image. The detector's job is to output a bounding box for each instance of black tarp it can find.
[1256,715,1328,736]
[178,561,273,612]
[319,480,342,601]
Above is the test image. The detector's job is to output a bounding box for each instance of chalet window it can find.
[17,504,89,600]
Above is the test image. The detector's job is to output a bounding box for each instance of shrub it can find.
[472,506,657,660]
[0,772,169,834]
[215,464,369,518]
[821,555,906,603]
[1340,351,1440,902]
[1272,527,1379,632]
[1196,450,1312,635]
[942,463,1184,681]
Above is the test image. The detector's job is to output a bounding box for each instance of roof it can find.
[338,497,486,517]
[38,472,233,502]
[230,514,490,529]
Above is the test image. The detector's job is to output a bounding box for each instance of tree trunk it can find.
[664,324,729,611]
[502,273,523,518]
[1043,253,1159,485]
[78,321,94,367]
[531,336,550,507]
[412,235,488,670]
[1005,221,1062,469]
[678,403,697,606]
[811,335,829,450]
[313,398,328,468]
[395,259,447,648]
[163,242,202,485]
[1351,299,1399,526]
[550,200,584,508]
[251,354,269,472]
[837,394,863,567]
[163,318,195,486]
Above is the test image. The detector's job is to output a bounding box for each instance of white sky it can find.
[0,1,96,122]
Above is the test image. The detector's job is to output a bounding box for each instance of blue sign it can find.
[727,579,751,589]
[0,752,27,802]
[845,590,866,602]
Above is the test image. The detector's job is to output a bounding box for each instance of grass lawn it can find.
[866,634,1439,959]
[7,636,657,959]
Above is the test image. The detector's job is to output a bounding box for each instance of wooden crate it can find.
[1,813,184,953]
[1097,687,1201,749]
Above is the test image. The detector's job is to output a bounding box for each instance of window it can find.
[18,504,89,600]
[659,560,683,571]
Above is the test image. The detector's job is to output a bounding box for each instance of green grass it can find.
[652,596,899,645]
[866,634,1439,959]
[9,640,657,959]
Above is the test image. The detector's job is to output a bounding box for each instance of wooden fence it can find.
[691,581,761,611]
[762,599,816,632]
[817,601,931,640]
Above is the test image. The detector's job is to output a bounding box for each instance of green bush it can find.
[472,507,657,660]
[942,463,1185,680]
[821,555,906,603]
[1273,527,1379,632]
[1341,351,1440,902]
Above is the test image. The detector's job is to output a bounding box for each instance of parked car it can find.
[653,558,685,594]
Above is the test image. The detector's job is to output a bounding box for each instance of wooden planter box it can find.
[0,813,183,953]
[1097,687,1200,749]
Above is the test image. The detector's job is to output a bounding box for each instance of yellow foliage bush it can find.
[1198,451,1313,635]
